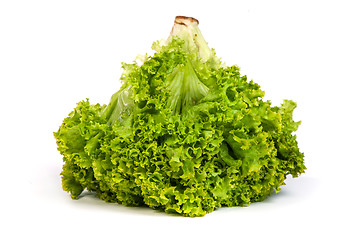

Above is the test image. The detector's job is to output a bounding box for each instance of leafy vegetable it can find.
[54,16,305,217]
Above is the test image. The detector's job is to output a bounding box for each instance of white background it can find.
[1,0,359,239]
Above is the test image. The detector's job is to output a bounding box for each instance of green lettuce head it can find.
[54,16,305,217]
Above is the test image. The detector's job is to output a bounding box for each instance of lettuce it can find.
[54,16,305,217]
